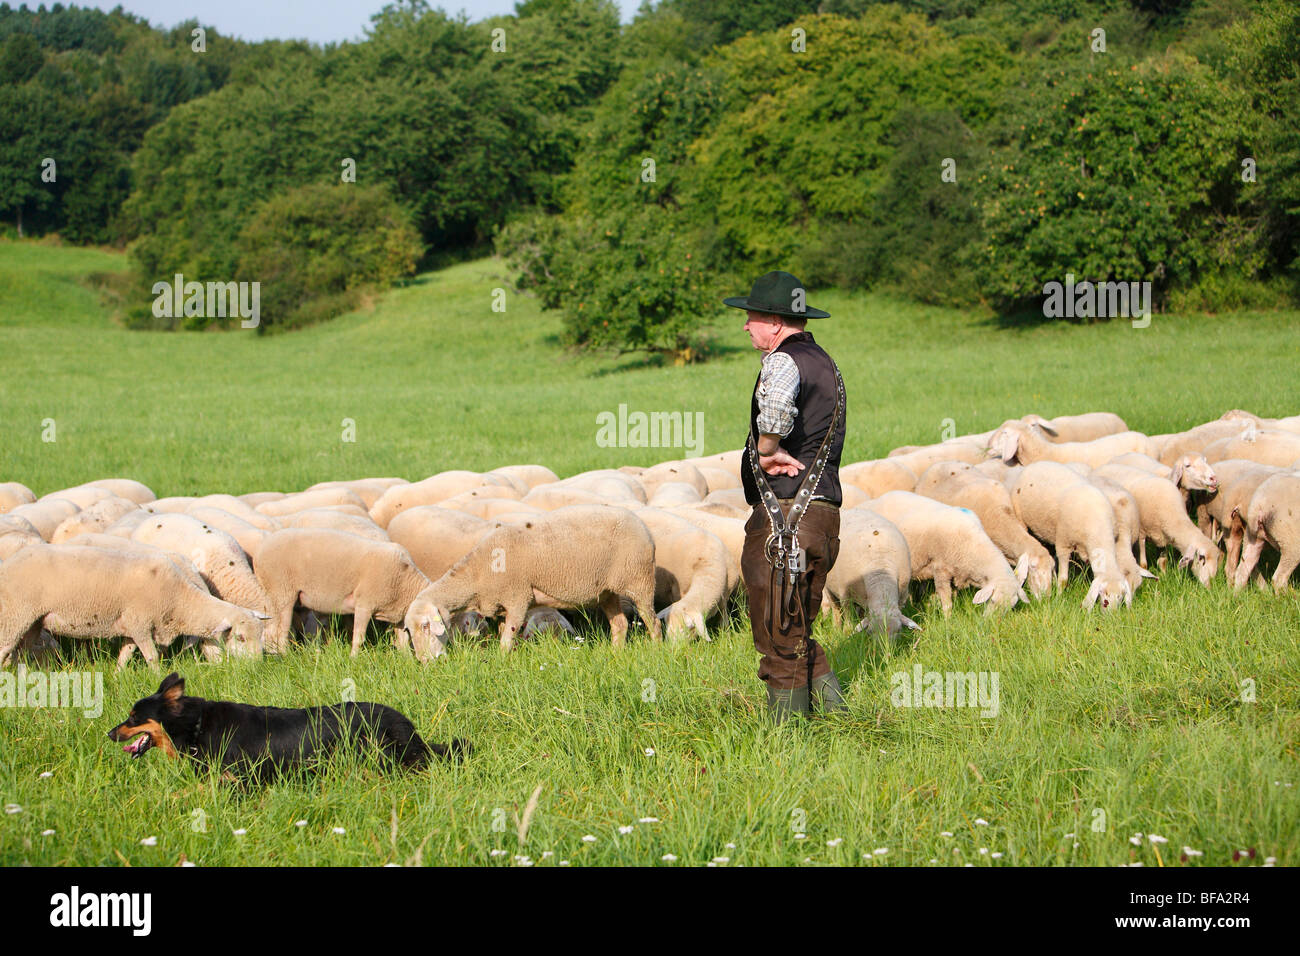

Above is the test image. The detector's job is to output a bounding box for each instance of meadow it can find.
[0,240,1297,866]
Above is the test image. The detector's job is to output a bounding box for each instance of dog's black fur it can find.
[108,673,469,780]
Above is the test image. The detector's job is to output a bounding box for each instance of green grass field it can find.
[0,239,1297,866]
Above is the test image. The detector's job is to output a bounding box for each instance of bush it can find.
[230,184,422,333]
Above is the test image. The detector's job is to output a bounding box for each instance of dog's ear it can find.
[158,672,185,710]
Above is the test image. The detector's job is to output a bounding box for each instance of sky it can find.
[78,0,634,46]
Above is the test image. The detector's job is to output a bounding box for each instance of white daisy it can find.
[140,836,157,846]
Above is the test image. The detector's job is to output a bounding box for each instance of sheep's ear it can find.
[252,610,270,621]
[1082,578,1103,609]
[1139,567,1158,579]
[1014,553,1030,585]
[1017,587,1030,605]
[972,584,994,605]
[211,616,232,639]
[1171,459,1185,487]
[1032,419,1059,437]
[1177,552,1192,569]
[900,615,921,631]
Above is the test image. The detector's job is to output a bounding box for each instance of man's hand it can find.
[760,448,805,478]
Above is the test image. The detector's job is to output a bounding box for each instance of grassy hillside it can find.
[0,240,1297,867]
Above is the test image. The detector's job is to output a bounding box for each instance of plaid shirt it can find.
[755,350,800,437]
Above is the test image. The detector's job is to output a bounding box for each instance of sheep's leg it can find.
[126,628,160,671]
[1225,513,1245,578]
[267,599,294,654]
[1233,532,1266,592]
[349,607,374,657]
[1271,548,1298,594]
[600,592,629,647]
[934,576,953,617]
[821,590,843,627]
[1137,536,1149,570]
[499,605,527,652]
[0,622,40,669]
[1054,543,1071,590]
[116,641,137,668]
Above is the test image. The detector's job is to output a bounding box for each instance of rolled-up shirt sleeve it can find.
[756,352,800,437]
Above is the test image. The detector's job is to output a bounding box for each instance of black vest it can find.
[741,331,846,507]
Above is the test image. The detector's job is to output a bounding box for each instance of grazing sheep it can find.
[1107,452,1219,499]
[1022,412,1128,443]
[1006,462,1134,610]
[702,488,749,512]
[914,461,1054,598]
[1234,472,1300,593]
[239,492,286,507]
[973,459,1022,486]
[256,488,370,518]
[0,482,36,514]
[821,508,918,638]
[865,491,1029,616]
[1093,463,1222,585]
[253,528,433,655]
[639,461,710,501]
[0,544,265,669]
[305,478,409,510]
[8,499,80,541]
[1221,409,1300,435]
[184,494,279,530]
[681,450,744,480]
[987,420,1158,468]
[488,464,559,491]
[558,470,647,504]
[386,507,492,582]
[435,487,525,515]
[36,485,114,509]
[59,533,208,591]
[369,471,514,527]
[1154,420,1255,466]
[130,514,273,622]
[696,466,742,494]
[888,441,989,475]
[103,509,151,538]
[185,508,271,560]
[648,482,705,508]
[840,484,870,508]
[661,506,743,594]
[523,485,623,511]
[80,479,156,505]
[146,497,197,514]
[1083,473,1151,592]
[445,497,544,521]
[275,508,390,542]
[1196,460,1287,578]
[50,497,142,543]
[1202,430,1300,468]
[634,508,731,641]
[0,515,43,560]
[840,458,919,498]
[404,505,661,656]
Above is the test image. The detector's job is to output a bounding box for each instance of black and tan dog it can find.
[108,673,469,780]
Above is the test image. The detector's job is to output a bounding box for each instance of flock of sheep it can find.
[1,407,1298,668]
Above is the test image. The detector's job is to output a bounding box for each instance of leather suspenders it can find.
[746,358,846,588]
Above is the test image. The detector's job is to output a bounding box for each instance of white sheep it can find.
[50,497,142,543]
[129,514,273,622]
[239,492,287,507]
[840,458,919,498]
[1154,419,1255,466]
[386,507,492,583]
[79,479,156,505]
[1234,472,1300,592]
[634,508,731,641]
[661,506,743,595]
[523,485,625,511]
[865,491,1029,616]
[1083,473,1151,592]
[7,499,80,541]
[305,477,409,510]
[638,461,710,501]
[404,505,661,656]
[914,461,1054,598]
[696,466,742,494]
[1093,463,1221,585]
[275,508,390,542]
[0,544,265,668]
[369,471,516,527]
[0,482,36,514]
[1022,412,1128,443]
[185,507,271,560]
[987,420,1158,468]
[0,514,43,560]
[253,528,434,655]
[648,482,705,508]
[1006,461,1133,610]
[487,464,559,492]
[256,487,370,518]
[1202,430,1300,468]
[185,494,279,530]
[821,508,918,638]
[36,485,114,509]
[557,470,647,504]
[1192,459,1284,576]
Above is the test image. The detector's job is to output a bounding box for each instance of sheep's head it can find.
[404,592,450,661]
[1173,454,1217,493]
[1178,543,1221,587]
[987,422,1027,464]
[1082,571,1131,612]
[214,609,266,659]
[971,572,1029,615]
[1016,551,1053,599]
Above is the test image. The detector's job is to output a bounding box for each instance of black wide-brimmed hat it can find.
[723,270,830,319]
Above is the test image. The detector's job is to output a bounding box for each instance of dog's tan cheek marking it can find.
[119,718,180,760]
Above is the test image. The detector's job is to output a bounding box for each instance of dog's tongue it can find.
[123,735,149,756]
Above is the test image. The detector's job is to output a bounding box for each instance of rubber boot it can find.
[767,684,810,723]
[811,671,848,714]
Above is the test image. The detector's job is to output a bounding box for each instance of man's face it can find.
[743,311,785,352]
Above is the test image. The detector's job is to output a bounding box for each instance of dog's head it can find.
[107,672,187,760]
